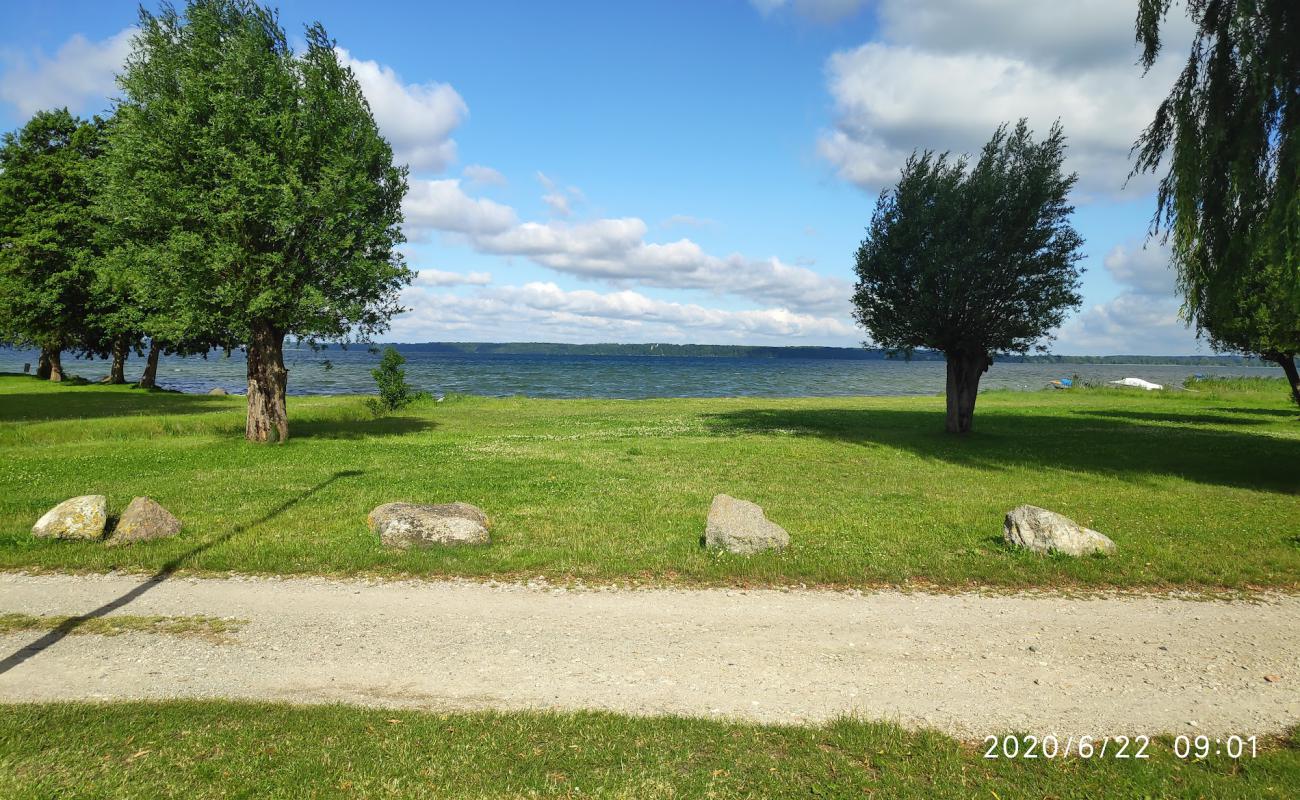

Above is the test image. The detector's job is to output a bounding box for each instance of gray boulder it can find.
[705,494,789,555]
[32,495,108,540]
[207,387,228,396]
[1003,505,1116,556]
[111,496,182,544]
[368,502,490,549]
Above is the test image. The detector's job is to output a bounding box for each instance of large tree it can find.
[0,109,103,381]
[102,0,410,441]
[852,121,1084,433]
[1132,0,1300,404]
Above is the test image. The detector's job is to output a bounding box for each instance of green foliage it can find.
[852,120,1084,360]
[99,0,411,439]
[2,702,1298,799]
[1,376,1296,590]
[366,345,417,414]
[1133,0,1300,394]
[0,109,103,355]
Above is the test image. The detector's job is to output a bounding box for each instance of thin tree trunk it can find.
[138,342,162,389]
[1265,351,1300,407]
[246,324,289,443]
[108,336,128,384]
[47,349,64,382]
[944,352,990,434]
[36,349,52,380]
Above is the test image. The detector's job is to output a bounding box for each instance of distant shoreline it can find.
[359,341,1265,367]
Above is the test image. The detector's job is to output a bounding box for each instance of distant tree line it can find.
[0,0,409,442]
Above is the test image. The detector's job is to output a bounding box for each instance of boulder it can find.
[368,502,490,549]
[32,495,108,540]
[111,496,182,544]
[207,387,228,396]
[1003,505,1116,556]
[704,494,789,555]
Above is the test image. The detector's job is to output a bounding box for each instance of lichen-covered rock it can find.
[111,496,182,544]
[367,502,490,549]
[32,495,108,540]
[1003,505,1116,556]
[207,387,228,395]
[704,494,789,555]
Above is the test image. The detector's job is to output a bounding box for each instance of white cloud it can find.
[1054,239,1198,354]
[412,269,492,287]
[462,164,507,186]
[338,48,467,173]
[0,27,135,117]
[403,179,517,237]
[819,1,1194,196]
[391,281,857,345]
[1102,241,1177,296]
[406,183,851,315]
[542,192,572,217]
[751,0,870,23]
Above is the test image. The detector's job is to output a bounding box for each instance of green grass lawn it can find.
[0,701,1295,798]
[1,373,1297,590]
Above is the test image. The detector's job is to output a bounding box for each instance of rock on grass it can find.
[31,495,108,540]
[704,494,789,555]
[1003,505,1116,556]
[367,502,490,549]
[112,496,182,544]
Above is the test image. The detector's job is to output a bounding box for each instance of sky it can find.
[0,0,1206,354]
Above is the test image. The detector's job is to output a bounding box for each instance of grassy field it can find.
[0,373,1297,590]
[0,701,1295,798]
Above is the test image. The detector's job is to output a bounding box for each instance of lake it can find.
[0,346,1282,399]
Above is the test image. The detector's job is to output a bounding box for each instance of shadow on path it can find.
[0,470,362,676]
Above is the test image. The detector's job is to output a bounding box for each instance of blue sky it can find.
[0,0,1204,354]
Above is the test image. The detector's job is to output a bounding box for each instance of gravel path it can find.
[1,572,1297,738]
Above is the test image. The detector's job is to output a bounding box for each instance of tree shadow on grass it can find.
[703,406,1299,495]
[0,388,231,423]
[0,470,363,676]
[293,416,437,440]
[1074,409,1278,426]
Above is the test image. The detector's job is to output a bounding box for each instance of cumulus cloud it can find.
[412,268,492,287]
[403,179,517,238]
[0,27,135,117]
[750,0,870,23]
[405,184,851,315]
[819,0,1194,196]
[462,164,507,187]
[337,48,467,173]
[390,281,857,345]
[1055,240,1199,354]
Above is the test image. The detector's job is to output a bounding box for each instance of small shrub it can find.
[367,346,418,415]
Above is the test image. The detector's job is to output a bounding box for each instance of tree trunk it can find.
[36,349,52,380]
[47,349,64,382]
[138,342,162,389]
[246,325,289,443]
[944,352,990,434]
[1265,351,1300,408]
[108,336,128,384]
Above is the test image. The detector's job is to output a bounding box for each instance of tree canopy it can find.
[0,108,105,381]
[853,120,1084,432]
[101,0,411,440]
[1133,0,1300,403]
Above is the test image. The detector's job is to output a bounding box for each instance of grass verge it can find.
[0,613,243,643]
[0,701,1296,798]
[1,374,1297,590]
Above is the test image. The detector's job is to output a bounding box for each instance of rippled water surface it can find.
[0,346,1281,399]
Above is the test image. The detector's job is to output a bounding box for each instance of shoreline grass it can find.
[1,374,1297,591]
[0,701,1296,798]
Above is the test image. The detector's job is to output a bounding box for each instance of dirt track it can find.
[1,572,1297,737]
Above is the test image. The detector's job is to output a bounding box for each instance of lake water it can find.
[0,346,1282,399]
